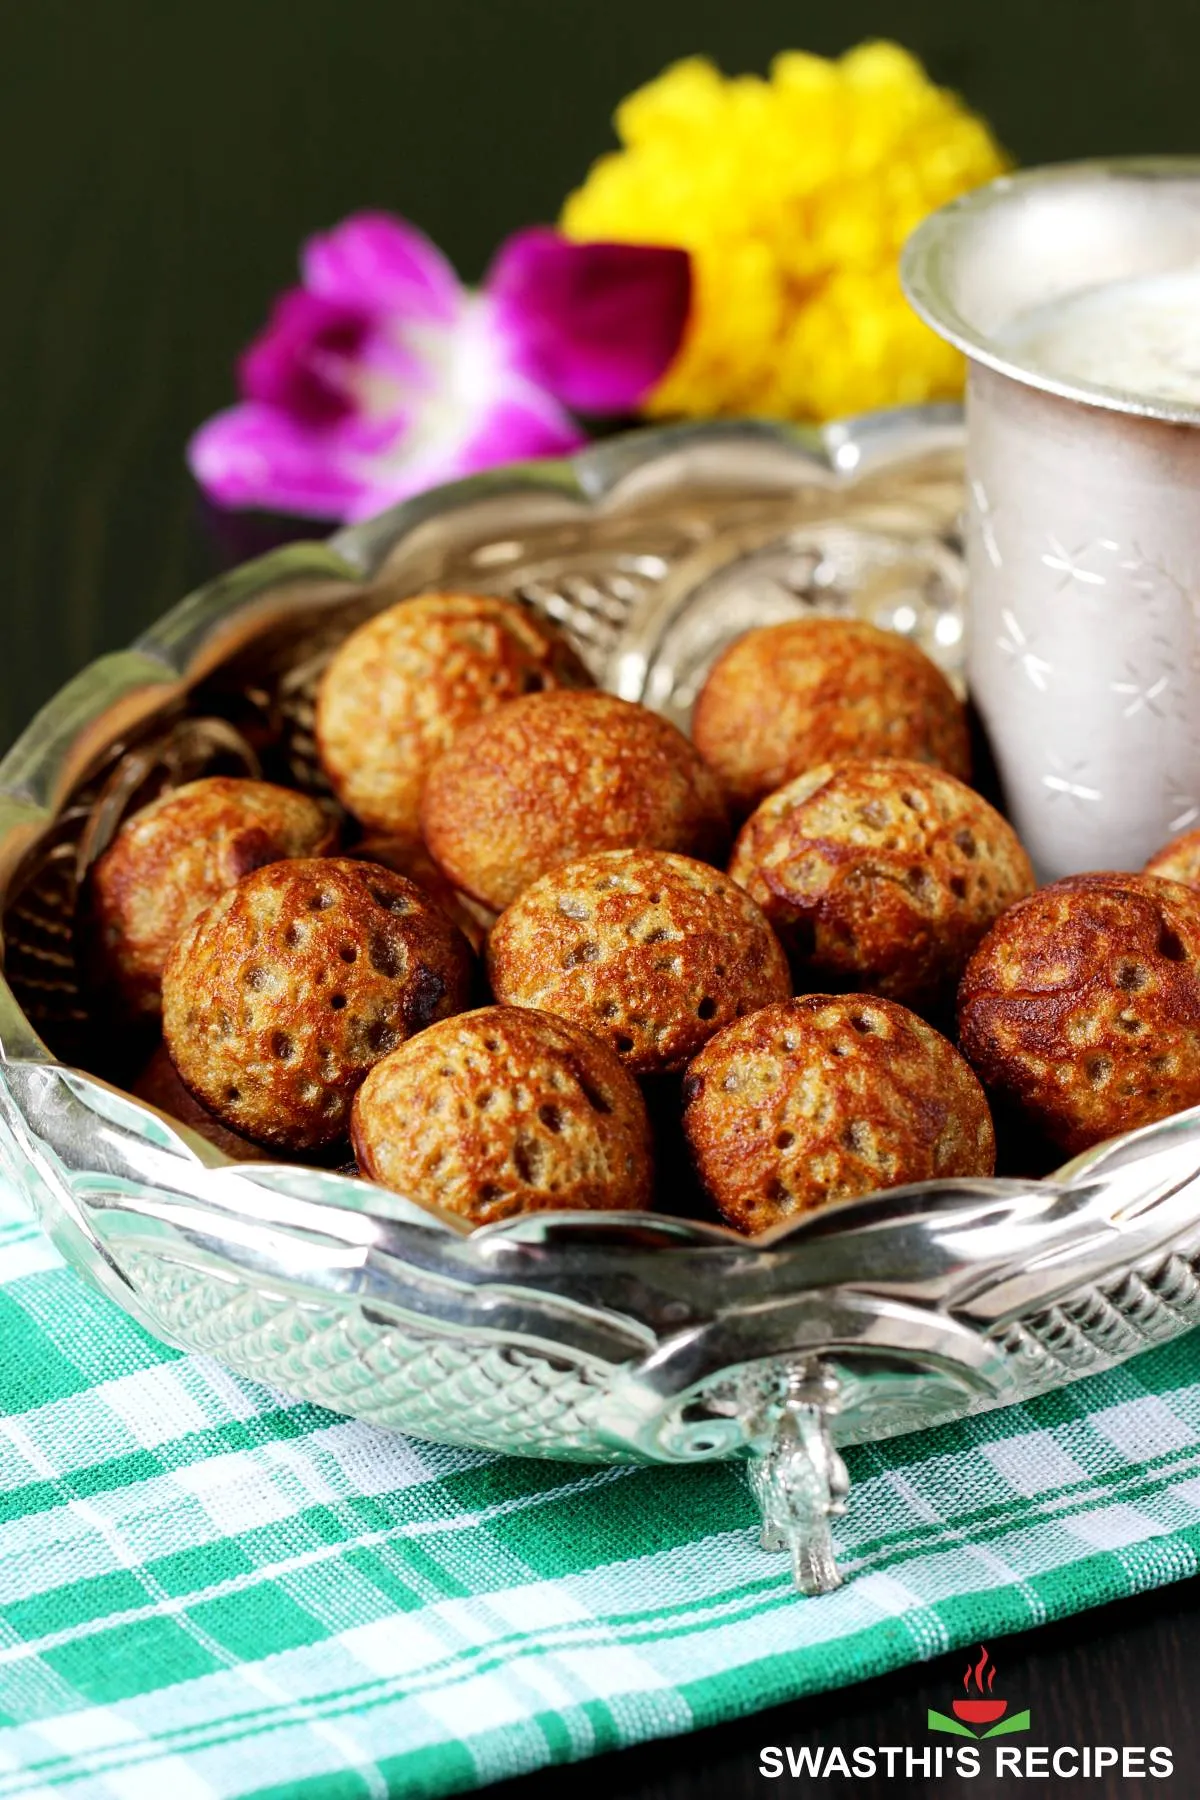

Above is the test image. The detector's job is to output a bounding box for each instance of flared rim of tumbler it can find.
[901,157,1200,428]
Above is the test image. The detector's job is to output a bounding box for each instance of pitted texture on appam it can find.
[958,871,1200,1154]
[162,858,472,1151]
[421,691,729,911]
[729,759,1033,1011]
[133,1043,275,1163]
[692,617,970,816]
[348,834,491,953]
[352,1005,652,1224]
[316,592,591,839]
[682,995,994,1234]
[488,849,790,1074]
[87,776,335,1021]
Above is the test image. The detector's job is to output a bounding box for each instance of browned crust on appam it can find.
[86,777,336,1020]
[957,871,1200,1154]
[133,1042,276,1162]
[682,994,994,1234]
[162,858,473,1151]
[728,759,1034,1011]
[421,691,729,912]
[351,1005,652,1224]
[692,617,970,817]
[316,592,591,839]
[347,834,492,953]
[488,849,790,1074]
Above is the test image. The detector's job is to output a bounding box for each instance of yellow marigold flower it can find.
[560,41,1009,422]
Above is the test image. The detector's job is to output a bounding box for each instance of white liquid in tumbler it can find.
[1000,266,1200,406]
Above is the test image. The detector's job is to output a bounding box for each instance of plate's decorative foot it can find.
[745,1362,849,1596]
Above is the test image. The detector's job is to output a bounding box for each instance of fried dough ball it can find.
[421,691,729,912]
[86,777,335,1020]
[347,835,491,953]
[729,759,1034,1011]
[352,1005,653,1224]
[692,617,970,816]
[682,995,994,1234]
[162,859,473,1151]
[958,872,1200,1154]
[316,592,591,839]
[1145,828,1200,889]
[488,849,790,1075]
[133,1043,274,1163]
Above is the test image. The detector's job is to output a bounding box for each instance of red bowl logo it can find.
[953,1645,1006,1726]
[952,1698,1008,1725]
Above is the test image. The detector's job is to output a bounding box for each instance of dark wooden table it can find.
[2,1,1196,1792]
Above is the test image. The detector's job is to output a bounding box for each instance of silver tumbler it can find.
[903,159,1200,880]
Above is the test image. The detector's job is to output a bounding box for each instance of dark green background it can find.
[2,0,1197,746]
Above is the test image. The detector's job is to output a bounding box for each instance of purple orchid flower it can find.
[188,214,690,523]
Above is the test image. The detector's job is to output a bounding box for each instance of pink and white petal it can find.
[238,288,371,424]
[486,227,691,414]
[302,213,463,324]
[340,386,586,522]
[187,403,371,521]
[348,319,440,407]
[454,384,586,474]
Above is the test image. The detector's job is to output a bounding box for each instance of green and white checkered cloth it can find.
[2,1174,1200,1800]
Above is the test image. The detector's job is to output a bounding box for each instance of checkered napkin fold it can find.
[1,1172,1199,1800]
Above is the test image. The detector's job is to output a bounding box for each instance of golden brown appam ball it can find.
[347,834,491,954]
[1145,828,1200,889]
[316,592,591,839]
[162,859,473,1151]
[692,617,970,817]
[421,691,729,912]
[682,995,995,1235]
[352,1005,653,1224]
[133,1043,275,1163]
[729,759,1034,1011]
[488,849,790,1075]
[86,777,335,1021]
[958,871,1200,1154]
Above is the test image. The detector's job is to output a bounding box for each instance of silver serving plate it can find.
[3,411,1200,1598]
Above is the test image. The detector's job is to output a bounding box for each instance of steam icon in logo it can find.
[928,1646,1031,1739]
